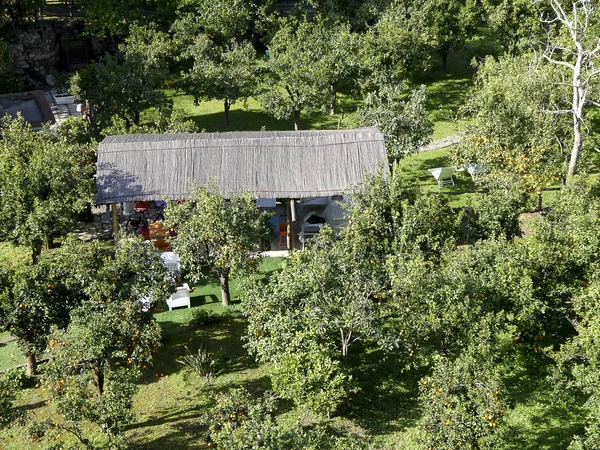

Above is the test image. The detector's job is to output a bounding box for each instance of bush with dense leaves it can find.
[0,368,28,428]
[417,352,508,450]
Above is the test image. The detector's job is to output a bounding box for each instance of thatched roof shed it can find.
[96,128,387,204]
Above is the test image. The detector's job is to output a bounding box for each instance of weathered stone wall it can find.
[7,24,60,82]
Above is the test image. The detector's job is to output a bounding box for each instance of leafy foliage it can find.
[353,84,432,162]
[0,368,27,428]
[481,0,542,53]
[203,387,365,449]
[455,54,570,194]
[409,0,480,72]
[262,16,354,129]
[42,237,172,445]
[177,344,215,380]
[0,116,95,262]
[358,2,428,87]
[0,250,85,375]
[417,351,508,449]
[465,183,529,241]
[243,227,388,415]
[71,24,173,133]
[164,180,273,306]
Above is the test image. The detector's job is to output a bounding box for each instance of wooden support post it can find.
[111,203,119,240]
[286,201,292,250]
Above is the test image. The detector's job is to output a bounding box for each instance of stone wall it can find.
[7,23,60,85]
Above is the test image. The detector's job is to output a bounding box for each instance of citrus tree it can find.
[243,228,389,416]
[0,116,95,263]
[164,181,273,306]
[42,237,172,446]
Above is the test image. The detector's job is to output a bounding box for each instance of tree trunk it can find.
[224,98,230,127]
[219,269,231,307]
[441,50,448,74]
[329,82,337,115]
[294,109,300,131]
[537,192,543,211]
[31,241,43,265]
[25,354,37,377]
[567,68,584,176]
[94,361,104,400]
[24,339,37,376]
[341,329,351,371]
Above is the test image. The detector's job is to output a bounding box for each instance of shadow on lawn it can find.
[344,346,423,437]
[191,294,219,307]
[142,317,257,385]
[499,342,587,450]
[127,404,209,450]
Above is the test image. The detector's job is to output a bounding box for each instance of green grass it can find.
[144,88,361,134]
[0,333,24,372]
[396,146,480,207]
[0,242,30,268]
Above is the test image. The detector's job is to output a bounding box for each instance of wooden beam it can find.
[111,203,119,240]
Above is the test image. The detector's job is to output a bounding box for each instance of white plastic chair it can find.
[428,167,456,187]
[166,283,191,311]
[465,163,485,182]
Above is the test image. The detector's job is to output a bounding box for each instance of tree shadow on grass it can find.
[142,317,257,386]
[499,342,587,450]
[127,404,209,450]
[343,346,424,437]
[191,294,219,307]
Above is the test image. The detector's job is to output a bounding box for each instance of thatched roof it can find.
[96,128,387,204]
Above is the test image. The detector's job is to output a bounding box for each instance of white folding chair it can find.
[428,167,456,187]
[166,283,191,311]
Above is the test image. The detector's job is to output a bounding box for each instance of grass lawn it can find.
[396,146,480,207]
[148,46,481,141]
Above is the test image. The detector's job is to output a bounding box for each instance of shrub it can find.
[177,344,215,380]
[417,352,508,449]
[203,387,365,450]
[191,308,224,327]
[466,185,528,241]
[0,368,28,428]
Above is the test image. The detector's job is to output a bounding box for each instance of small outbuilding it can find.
[95,127,388,247]
[96,127,388,203]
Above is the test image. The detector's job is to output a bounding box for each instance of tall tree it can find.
[0,255,80,376]
[261,17,339,130]
[359,2,427,89]
[175,35,259,126]
[164,181,273,306]
[0,116,95,263]
[42,237,172,445]
[353,84,432,164]
[552,268,600,449]
[455,54,570,206]
[171,0,274,126]
[243,227,388,416]
[536,0,600,176]
[77,0,145,37]
[70,24,172,133]
[481,0,542,53]
[409,0,479,73]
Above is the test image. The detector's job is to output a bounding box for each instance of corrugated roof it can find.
[96,128,387,204]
